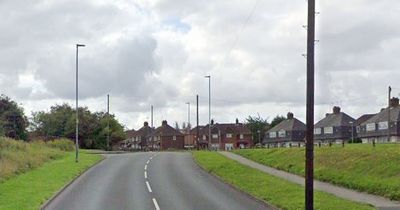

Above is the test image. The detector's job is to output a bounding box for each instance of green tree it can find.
[270,115,286,128]
[245,115,269,145]
[0,95,28,140]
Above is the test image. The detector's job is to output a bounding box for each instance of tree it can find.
[0,95,28,140]
[245,115,269,145]
[270,115,286,128]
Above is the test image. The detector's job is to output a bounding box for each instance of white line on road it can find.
[146,181,152,193]
[145,165,147,170]
[146,160,150,164]
[144,171,148,179]
[150,156,153,160]
[152,198,160,210]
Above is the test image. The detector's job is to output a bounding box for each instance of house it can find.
[357,97,400,143]
[263,112,306,147]
[183,126,204,149]
[120,129,136,150]
[153,120,184,150]
[314,106,356,144]
[200,119,253,150]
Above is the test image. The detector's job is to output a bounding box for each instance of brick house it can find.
[120,129,136,150]
[314,106,356,144]
[200,119,253,150]
[357,97,400,143]
[153,120,184,150]
[263,112,306,147]
[182,126,204,149]
[123,122,154,151]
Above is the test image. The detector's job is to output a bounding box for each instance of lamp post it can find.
[257,130,261,146]
[75,44,85,163]
[205,75,211,150]
[186,102,190,132]
[349,121,354,144]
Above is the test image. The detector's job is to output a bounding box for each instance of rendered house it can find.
[357,97,400,143]
[314,106,356,144]
[263,112,306,147]
[153,120,184,150]
[199,119,253,150]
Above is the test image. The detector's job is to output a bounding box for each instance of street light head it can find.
[205,75,210,78]
[76,44,86,47]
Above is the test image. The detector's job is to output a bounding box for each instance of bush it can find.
[46,138,74,151]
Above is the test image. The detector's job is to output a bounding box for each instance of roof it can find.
[154,122,183,136]
[315,112,355,128]
[125,129,136,138]
[134,125,154,137]
[199,123,251,135]
[361,106,400,125]
[355,114,375,126]
[267,118,306,133]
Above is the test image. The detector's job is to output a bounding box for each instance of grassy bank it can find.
[233,144,400,200]
[193,151,374,210]
[0,138,103,210]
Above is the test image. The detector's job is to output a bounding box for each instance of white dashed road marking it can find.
[145,153,161,210]
[152,198,160,210]
[146,181,152,193]
[144,171,148,179]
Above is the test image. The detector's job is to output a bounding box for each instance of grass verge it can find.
[0,150,103,210]
[193,151,374,210]
[233,144,400,200]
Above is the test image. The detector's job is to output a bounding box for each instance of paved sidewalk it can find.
[219,151,400,210]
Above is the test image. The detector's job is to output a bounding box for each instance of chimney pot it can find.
[144,121,148,126]
[287,112,294,119]
[236,118,239,124]
[390,97,399,107]
[333,106,341,114]
[211,119,214,125]
[162,120,168,126]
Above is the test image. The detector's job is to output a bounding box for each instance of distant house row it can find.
[121,119,253,151]
[263,97,400,147]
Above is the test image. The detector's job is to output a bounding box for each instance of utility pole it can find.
[196,94,199,150]
[107,94,110,151]
[186,102,191,132]
[205,75,211,150]
[151,105,154,128]
[305,0,315,209]
[75,43,85,163]
[388,86,391,143]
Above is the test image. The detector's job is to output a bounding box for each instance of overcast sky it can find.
[2,0,400,130]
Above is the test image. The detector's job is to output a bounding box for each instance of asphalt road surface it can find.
[44,152,270,210]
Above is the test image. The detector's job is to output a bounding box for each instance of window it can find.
[269,132,276,138]
[202,135,206,140]
[226,133,233,138]
[173,136,176,140]
[324,127,333,134]
[378,121,388,130]
[314,128,321,134]
[366,123,376,131]
[240,134,244,139]
[278,130,286,137]
[212,134,218,139]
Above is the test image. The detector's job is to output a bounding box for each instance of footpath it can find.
[219,151,400,210]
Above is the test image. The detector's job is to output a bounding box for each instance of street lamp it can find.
[349,121,354,144]
[186,102,190,133]
[205,75,211,150]
[257,130,261,146]
[75,43,85,163]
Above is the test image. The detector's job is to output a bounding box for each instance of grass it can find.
[0,150,102,210]
[233,144,400,200]
[193,151,374,210]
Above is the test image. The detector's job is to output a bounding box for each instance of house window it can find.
[324,127,333,134]
[203,135,206,140]
[314,128,321,134]
[173,136,176,140]
[240,134,244,139]
[378,121,388,130]
[269,132,277,138]
[278,130,286,137]
[226,133,233,138]
[366,123,376,131]
[212,134,218,139]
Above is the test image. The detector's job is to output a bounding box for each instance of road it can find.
[44,152,270,210]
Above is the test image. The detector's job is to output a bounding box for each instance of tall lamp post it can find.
[186,102,191,132]
[75,44,85,163]
[349,121,354,144]
[257,130,261,146]
[205,75,211,150]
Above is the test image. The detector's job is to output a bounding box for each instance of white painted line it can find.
[150,156,153,160]
[146,181,152,193]
[145,165,147,170]
[146,160,150,164]
[152,198,160,210]
[144,171,148,179]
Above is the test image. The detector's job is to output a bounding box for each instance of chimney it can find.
[162,120,168,126]
[144,121,149,127]
[211,119,214,125]
[333,106,341,114]
[235,118,239,124]
[390,97,399,107]
[287,112,294,119]
[325,113,330,117]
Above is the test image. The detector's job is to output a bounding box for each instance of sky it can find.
[1,0,400,130]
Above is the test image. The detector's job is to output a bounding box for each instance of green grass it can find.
[0,150,102,210]
[193,151,374,210]
[233,144,400,200]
